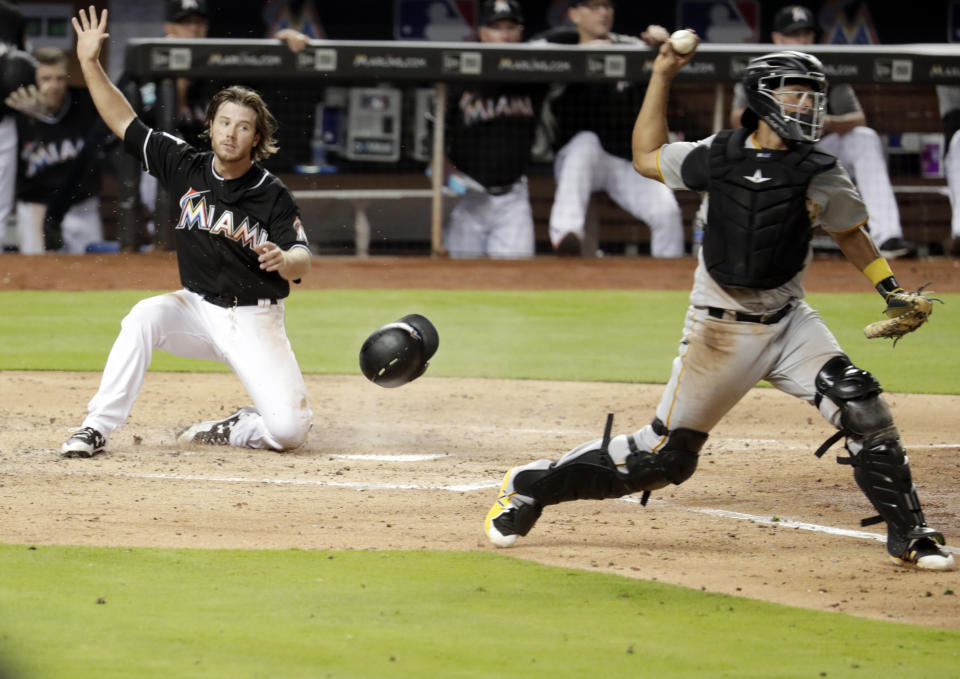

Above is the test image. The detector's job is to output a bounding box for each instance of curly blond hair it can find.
[201,85,279,162]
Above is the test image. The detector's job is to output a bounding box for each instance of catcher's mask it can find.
[359,314,439,388]
[740,50,827,143]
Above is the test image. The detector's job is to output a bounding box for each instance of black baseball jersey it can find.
[445,82,547,189]
[539,31,647,160]
[16,88,103,205]
[124,117,310,300]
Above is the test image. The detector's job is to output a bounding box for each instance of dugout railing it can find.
[121,39,960,256]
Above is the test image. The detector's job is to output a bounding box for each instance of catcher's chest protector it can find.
[702,128,836,289]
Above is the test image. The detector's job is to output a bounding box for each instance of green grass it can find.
[1,545,957,679]
[1,289,957,393]
[2,288,958,677]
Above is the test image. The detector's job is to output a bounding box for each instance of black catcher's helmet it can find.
[359,314,439,388]
[741,50,827,143]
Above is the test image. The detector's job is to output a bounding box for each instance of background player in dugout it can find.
[483,38,954,571]
[442,0,546,258]
[61,6,313,458]
[535,0,684,258]
[7,47,111,254]
[728,4,916,259]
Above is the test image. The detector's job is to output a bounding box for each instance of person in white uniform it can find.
[442,0,545,258]
[0,1,28,248]
[483,42,954,571]
[936,85,960,257]
[536,0,684,257]
[61,7,313,458]
[728,5,915,258]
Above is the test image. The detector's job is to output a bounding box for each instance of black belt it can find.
[705,302,794,325]
[201,293,278,308]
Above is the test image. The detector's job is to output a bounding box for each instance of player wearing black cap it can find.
[443,0,546,257]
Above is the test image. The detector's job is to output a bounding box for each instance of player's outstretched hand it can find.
[4,84,47,120]
[73,6,110,64]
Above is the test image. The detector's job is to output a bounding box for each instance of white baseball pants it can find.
[16,197,103,254]
[817,127,903,245]
[945,129,960,238]
[82,289,312,451]
[444,177,535,258]
[0,116,16,245]
[549,131,685,258]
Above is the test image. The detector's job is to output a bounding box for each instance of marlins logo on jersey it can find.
[177,187,268,249]
[21,137,85,178]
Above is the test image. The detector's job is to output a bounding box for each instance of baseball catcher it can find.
[483,44,954,571]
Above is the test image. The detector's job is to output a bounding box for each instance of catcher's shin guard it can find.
[512,414,707,507]
[814,356,945,552]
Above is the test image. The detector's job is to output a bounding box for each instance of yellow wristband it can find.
[863,257,895,287]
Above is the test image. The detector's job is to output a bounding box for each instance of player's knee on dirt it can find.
[264,410,311,450]
[512,420,707,506]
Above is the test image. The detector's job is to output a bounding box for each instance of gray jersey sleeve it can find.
[658,136,716,190]
[809,165,868,233]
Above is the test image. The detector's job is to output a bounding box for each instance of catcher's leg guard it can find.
[814,356,947,559]
[513,414,707,507]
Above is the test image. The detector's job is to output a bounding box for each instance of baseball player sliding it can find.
[485,36,954,571]
[61,7,313,457]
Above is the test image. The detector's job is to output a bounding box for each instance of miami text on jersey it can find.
[21,138,85,179]
[459,92,535,126]
[177,187,267,248]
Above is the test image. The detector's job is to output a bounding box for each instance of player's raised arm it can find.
[631,32,698,181]
[72,6,136,139]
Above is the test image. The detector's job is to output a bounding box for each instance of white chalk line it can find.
[66,469,958,556]
[103,471,493,493]
[327,453,449,462]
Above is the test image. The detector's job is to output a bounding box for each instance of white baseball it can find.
[669,29,697,55]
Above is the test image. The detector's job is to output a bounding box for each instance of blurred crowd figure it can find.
[728,5,916,259]
[534,0,685,258]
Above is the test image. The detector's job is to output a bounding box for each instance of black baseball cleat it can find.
[61,427,106,458]
[555,232,582,256]
[889,537,956,571]
[177,406,258,445]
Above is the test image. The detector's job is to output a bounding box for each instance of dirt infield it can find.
[2,254,958,630]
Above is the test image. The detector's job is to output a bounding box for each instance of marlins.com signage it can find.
[497,57,571,73]
[353,53,428,69]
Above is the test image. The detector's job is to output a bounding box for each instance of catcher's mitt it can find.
[864,284,941,345]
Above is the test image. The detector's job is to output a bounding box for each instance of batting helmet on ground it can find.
[359,314,439,388]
